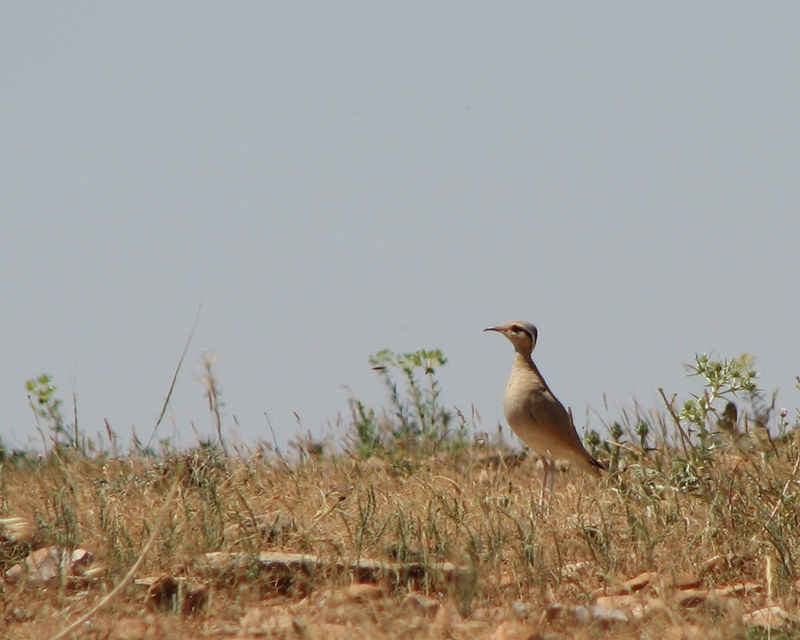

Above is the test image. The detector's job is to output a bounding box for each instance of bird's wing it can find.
[526,389,605,474]
[526,389,586,452]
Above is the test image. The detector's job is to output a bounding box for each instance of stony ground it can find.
[2,437,799,639]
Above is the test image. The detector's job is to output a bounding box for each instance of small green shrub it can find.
[347,348,469,460]
[26,374,78,450]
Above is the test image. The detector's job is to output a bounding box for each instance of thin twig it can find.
[72,389,79,451]
[28,394,49,455]
[147,294,204,448]
[658,388,692,459]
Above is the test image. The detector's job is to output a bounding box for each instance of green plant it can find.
[659,354,762,465]
[347,396,381,457]
[26,374,77,450]
[347,349,463,459]
[679,353,759,441]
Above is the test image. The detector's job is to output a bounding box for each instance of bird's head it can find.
[484,320,538,355]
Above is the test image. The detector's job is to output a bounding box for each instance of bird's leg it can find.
[546,459,556,495]
[539,464,547,506]
[539,458,557,505]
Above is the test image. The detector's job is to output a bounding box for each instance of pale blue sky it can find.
[2,4,798,452]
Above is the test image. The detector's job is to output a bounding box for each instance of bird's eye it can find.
[510,324,522,333]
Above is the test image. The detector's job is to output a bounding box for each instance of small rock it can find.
[4,563,25,583]
[402,593,440,617]
[672,589,708,608]
[715,582,760,597]
[595,594,649,619]
[568,606,591,624]
[590,604,629,623]
[742,606,794,631]
[0,517,35,544]
[13,546,61,582]
[31,546,61,582]
[5,545,103,584]
[621,571,659,592]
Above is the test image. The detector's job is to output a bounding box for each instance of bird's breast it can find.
[502,364,547,429]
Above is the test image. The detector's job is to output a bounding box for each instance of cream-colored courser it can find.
[485,320,605,497]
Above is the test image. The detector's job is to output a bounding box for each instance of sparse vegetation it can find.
[1,353,799,638]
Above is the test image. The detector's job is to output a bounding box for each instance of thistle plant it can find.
[679,353,759,446]
[348,348,464,459]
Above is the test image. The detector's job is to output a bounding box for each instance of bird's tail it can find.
[585,453,606,477]
[569,407,606,477]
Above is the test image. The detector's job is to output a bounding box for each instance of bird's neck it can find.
[513,350,542,377]
[509,351,549,394]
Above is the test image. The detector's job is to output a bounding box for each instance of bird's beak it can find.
[483,326,503,333]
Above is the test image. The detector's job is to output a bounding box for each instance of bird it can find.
[484,320,605,501]
[717,401,738,435]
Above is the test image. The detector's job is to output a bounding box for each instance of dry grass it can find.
[2,425,800,639]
